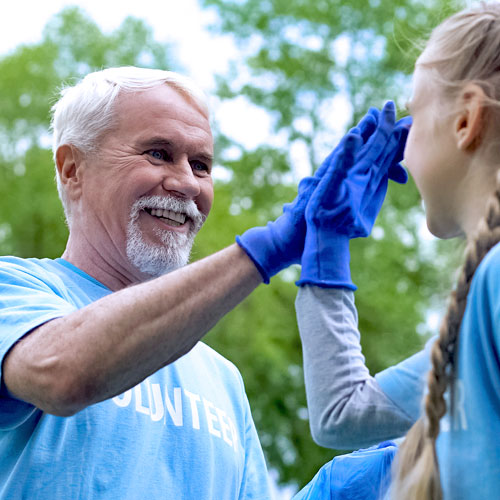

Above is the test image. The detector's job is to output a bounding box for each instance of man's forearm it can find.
[4,244,262,416]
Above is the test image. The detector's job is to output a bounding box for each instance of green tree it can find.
[0,2,466,492]
[0,5,316,489]
[198,0,465,489]
[0,6,173,258]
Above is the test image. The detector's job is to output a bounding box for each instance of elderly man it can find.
[0,66,408,499]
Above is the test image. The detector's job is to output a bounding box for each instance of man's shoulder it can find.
[0,257,110,308]
[0,255,45,267]
[0,256,82,309]
[194,342,243,382]
[0,256,57,283]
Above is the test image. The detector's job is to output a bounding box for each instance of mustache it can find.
[130,195,206,231]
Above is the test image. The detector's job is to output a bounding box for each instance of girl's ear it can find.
[454,83,487,151]
[55,145,85,201]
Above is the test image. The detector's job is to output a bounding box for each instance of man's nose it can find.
[161,159,201,199]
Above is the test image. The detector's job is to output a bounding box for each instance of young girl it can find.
[295,3,500,499]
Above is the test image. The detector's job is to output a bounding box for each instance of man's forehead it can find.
[115,85,208,120]
[112,86,213,143]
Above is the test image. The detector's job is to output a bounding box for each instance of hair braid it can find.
[391,169,500,499]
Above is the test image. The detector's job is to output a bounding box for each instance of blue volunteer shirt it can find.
[436,242,500,498]
[375,243,500,498]
[0,257,271,500]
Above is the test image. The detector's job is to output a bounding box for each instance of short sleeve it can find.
[237,392,272,500]
[375,336,435,422]
[0,259,77,428]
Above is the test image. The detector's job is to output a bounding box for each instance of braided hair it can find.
[391,170,500,499]
[390,4,500,498]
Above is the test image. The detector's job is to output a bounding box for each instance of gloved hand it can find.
[293,441,398,500]
[236,109,381,283]
[297,101,411,289]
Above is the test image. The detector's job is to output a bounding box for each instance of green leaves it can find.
[0,7,176,259]
[201,0,463,490]
[0,2,465,492]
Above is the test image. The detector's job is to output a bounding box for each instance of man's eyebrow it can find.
[138,137,174,148]
[197,153,214,163]
[139,136,214,161]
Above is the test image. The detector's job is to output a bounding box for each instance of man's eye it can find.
[191,161,209,173]
[145,149,168,161]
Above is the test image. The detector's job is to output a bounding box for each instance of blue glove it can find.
[293,441,397,500]
[297,101,411,289]
[236,109,387,283]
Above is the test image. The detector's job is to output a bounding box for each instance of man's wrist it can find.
[235,233,271,284]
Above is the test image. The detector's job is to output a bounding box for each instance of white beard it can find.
[126,195,205,278]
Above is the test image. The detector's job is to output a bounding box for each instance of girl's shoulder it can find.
[470,241,500,300]
[476,241,500,274]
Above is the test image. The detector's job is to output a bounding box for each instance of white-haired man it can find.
[0,66,409,499]
[0,67,272,499]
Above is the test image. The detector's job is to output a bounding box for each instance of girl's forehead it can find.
[408,66,424,105]
[415,44,437,70]
[411,64,437,102]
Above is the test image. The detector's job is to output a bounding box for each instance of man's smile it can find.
[144,207,187,228]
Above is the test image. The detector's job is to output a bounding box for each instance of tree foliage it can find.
[0,2,465,492]
[0,7,173,258]
[199,0,465,489]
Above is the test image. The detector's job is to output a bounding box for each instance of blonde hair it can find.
[390,3,500,499]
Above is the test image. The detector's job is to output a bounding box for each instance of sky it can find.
[0,0,355,180]
[0,0,226,78]
[0,0,283,156]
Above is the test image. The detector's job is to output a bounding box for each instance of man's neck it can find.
[62,234,147,291]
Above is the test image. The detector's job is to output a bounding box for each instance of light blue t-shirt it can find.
[435,242,500,499]
[377,245,500,500]
[376,242,500,498]
[0,256,271,500]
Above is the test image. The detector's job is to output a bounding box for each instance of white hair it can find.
[50,66,210,221]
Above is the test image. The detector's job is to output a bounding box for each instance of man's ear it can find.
[55,144,85,200]
[454,83,487,151]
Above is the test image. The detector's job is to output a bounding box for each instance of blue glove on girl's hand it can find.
[236,102,410,285]
[236,109,381,283]
[297,101,411,289]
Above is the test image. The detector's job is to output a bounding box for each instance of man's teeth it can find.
[149,208,186,226]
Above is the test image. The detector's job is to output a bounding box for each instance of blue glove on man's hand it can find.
[297,101,411,289]
[236,109,381,283]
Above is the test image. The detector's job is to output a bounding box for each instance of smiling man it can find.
[59,82,214,287]
[0,68,271,500]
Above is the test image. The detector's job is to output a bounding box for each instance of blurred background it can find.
[0,0,468,495]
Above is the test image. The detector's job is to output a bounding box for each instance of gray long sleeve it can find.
[295,285,428,450]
